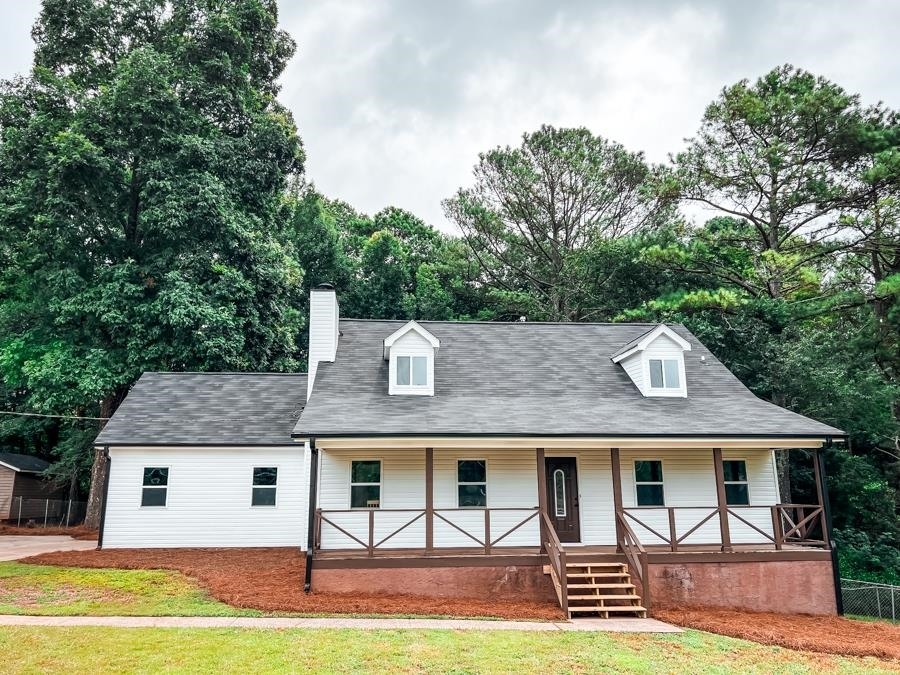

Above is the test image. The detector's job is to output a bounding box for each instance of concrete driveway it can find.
[0,535,97,561]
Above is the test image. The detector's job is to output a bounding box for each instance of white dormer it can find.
[383,321,440,396]
[611,325,691,398]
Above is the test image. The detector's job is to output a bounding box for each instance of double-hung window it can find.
[351,460,381,508]
[649,359,680,390]
[141,467,168,507]
[252,467,278,506]
[634,460,664,506]
[457,460,487,507]
[396,355,428,387]
[723,460,750,505]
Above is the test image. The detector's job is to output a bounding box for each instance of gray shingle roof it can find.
[95,373,307,446]
[294,320,843,439]
[0,452,51,473]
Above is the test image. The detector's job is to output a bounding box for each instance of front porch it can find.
[307,441,836,616]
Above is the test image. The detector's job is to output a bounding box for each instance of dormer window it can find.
[611,324,691,398]
[649,359,680,390]
[383,321,440,396]
[397,355,428,387]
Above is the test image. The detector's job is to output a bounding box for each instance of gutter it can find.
[303,438,319,593]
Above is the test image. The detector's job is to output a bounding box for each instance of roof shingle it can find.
[294,320,843,439]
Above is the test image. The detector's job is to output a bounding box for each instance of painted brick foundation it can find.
[312,564,558,603]
[313,558,837,615]
[636,559,837,615]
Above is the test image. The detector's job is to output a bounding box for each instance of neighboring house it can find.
[0,453,66,521]
[96,284,845,618]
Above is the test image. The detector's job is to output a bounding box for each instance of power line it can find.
[0,411,109,421]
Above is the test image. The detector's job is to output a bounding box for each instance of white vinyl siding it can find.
[103,446,308,549]
[388,331,435,396]
[620,448,778,545]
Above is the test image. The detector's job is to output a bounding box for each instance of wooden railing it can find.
[541,511,568,616]
[315,507,539,556]
[620,504,828,552]
[616,511,650,611]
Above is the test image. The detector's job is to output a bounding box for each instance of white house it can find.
[95,284,845,617]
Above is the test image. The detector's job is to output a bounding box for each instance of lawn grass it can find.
[0,626,897,674]
[0,562,259,617]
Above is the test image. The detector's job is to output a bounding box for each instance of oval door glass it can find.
[553,469,566,517]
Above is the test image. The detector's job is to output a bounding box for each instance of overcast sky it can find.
[2,1,899,231]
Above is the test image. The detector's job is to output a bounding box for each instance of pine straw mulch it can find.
[0,525,98,540]
[19,547,564,621]
[655,607,900,661]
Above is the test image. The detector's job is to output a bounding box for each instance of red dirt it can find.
[655,607,900,661]
[0,525,98,540]
[20,547,564,621]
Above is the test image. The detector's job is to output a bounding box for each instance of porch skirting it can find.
[638,558,837,616]
[311,564,558,603]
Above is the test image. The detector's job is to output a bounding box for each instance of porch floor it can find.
[314,542,825,562]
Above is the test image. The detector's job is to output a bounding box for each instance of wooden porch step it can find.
[569,605,647,614]
[568,582,631,589]
[566,572,629,578]
[568,594,641,602]
[566,562,625,568]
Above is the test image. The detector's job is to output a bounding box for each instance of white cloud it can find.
[1,0,898,233]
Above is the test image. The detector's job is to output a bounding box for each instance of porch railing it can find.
[540,511,568,616]
[616,510,650,611]
[620,504,828,552]
[314,507,539,556]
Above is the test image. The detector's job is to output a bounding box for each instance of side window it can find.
[457,460,487,507]
[634,460,664,506]
[141,467,168,507]
[723,460,750,505]
[351,460,381,508]
[252,467,278,506]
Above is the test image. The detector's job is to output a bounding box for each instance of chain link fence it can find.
[9,497,87,528]
[841,578,900,621]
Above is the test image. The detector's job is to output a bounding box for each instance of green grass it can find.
[0,562,260,617]
[0,626,896,674]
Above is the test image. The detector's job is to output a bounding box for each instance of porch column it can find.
[812,448,829,547]
[425,447,434,553]
[610,447,625,551]
[712,447,733,552]
[536,447,547,552]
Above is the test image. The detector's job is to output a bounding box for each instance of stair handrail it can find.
[616,510,651,612]
[540,511,568,617]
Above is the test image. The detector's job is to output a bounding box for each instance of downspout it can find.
[96,447,111,549]
[304,437,319,592]
[818,439,844,615]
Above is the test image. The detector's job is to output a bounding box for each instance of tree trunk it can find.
[83,447,109,530]
[776,449,792,505]
[83,389,126,530]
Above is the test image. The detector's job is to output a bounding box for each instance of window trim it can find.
[641,353,687,398]
[633,459,665,507]
[388,351,435,396]
[722,458,751,506]
[250,465,279,508]
[648,358,681,390]
[456,458,488,509]
[552,468,567,517]
[140,466,169,508]
[350,458,383,509]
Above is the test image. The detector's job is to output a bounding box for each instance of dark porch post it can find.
[816,444,844,615]
[712,447,733,552]
[610,448,625,552]
[536,448,547,552]
[425,447,434,553]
